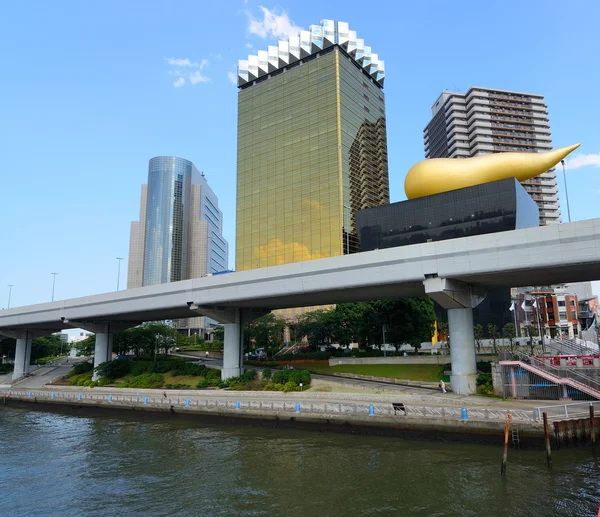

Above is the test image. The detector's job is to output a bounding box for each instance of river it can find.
[1,406,598,516]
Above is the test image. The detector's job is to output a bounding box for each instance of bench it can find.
[392,402,406,415]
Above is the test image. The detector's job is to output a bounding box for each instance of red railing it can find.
[536,355,600,367]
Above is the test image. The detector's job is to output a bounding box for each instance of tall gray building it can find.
[127,156,228,335]
[424,87,561,225]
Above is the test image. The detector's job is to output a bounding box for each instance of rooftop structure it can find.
[237,19,385,88]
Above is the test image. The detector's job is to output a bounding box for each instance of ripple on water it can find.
[0,407,598,517]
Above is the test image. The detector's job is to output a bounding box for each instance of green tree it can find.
[487,324,500,355]
[244,313,287,351]
[296,310,335,349]
[0,337,16,360]
[212,325,224,342]
[31,335,63,361]
[76,335,95,356]
[474,324,484,353]
[503,323,516,352]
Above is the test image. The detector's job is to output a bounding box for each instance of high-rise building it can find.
[235,19,389,272]
[424,87,561,225]
[127,156,228,335]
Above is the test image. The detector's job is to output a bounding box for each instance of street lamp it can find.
[561,159,571,223]
[51,273,58,302]
[116,257,124,291]
[343,204,352,255]
[7,284,14,309]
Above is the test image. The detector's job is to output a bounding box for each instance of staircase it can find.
[544,337,599,356]
[500,351,600,401]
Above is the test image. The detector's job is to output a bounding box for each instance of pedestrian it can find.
[163,391,167,399]
[205,351,209,359]
[403,351,407,357]
[439,380,447,394]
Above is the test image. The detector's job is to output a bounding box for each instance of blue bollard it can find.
[28,391,32,397]
[369,404,375,416]
[296,402,300,413]
[235,400,240,409]
[143,396,148,404]
[108,394,112,402]
[461,407,468,421]
[185,398,190,407]
[136,392,140,397]
[77,393,82,401]
[51,392,55,399]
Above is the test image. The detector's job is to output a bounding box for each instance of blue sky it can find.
[1,0,599,308]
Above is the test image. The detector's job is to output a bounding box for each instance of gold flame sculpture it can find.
[404,144,580,200]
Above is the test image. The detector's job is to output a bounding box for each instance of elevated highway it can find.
[2,218,599,394]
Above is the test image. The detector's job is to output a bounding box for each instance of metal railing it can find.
[2,389,540,423]
[545,337,599,356]
[500,351,600,401]
[534,401,600,421]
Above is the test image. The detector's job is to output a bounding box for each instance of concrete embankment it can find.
[3,388,545,447]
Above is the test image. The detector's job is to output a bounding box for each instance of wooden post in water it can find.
[543,412,552,468]
[590,404,596,454]
[501,414,511,475]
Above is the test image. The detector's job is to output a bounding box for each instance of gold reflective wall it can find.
[236,47,389,271]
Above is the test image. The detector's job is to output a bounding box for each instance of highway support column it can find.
[424,277,486,395]
[13,332,33,381]
[187,305,269,381]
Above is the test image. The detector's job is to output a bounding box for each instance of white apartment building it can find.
[424,87,561,225]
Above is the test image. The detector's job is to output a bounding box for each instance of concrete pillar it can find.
[594,358,600,367]
[423,277,485,396]
[448,307,478,395]
[92,332,111,381]
[222,309,242,380]
[12,336,33,381]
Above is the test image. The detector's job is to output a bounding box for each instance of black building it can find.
[355,178,540,331]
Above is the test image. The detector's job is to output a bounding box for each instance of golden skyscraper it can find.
[235,20,389,272]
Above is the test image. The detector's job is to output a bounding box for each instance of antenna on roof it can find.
[201,171,205,178]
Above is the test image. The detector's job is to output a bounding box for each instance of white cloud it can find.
[190,70,210,84]
[562,153,600,170]
[166,57,210,87]
[247,6,302,40]
[227,71,237,85]
[166,57,196,67]
[245,43,253,48]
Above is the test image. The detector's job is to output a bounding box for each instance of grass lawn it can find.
[299,363,446,382]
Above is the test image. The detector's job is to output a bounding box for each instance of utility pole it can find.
[561,160,571,223]
[7,284,14,309]
[116,257,124,291]
[51,273,58,302]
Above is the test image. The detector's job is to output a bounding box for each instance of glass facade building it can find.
[235,20,389,271]
[143,157,194,286]
[127,156,229,334]
[356,178,540,250]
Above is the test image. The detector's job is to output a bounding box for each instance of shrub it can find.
[70,362,94,376]
[0,364,14,374]
[283,381,298,392]
[197,377,221,389]
[263,382,285,391]
[271,369,311,386]
[97,377,112,387]
[165,383,190,390]
[121,374,164,389]
[77,378,87,386]
[477,361,492,373]
[95,360,133,381]
[262,368,272,380]
[476,373,494,396]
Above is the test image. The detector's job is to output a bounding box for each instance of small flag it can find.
[533,299,538,309]
[509,303,515,312]
[521,301,527,310]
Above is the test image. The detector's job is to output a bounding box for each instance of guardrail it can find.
[2,389,540,424]
[534,401,600,421]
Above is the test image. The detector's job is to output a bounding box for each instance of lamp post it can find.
[51,273,58,302]
[343,204,352,255]
[7,284,14,309]
[561,159,571,223]
[116,257,124,291]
